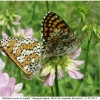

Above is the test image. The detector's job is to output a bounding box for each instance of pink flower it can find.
[65,47,84,79]
[41,65,52,76]
[12,27,33,38]
[57,65,64,78]
[65,60,84,79]
[0,58,5,71]
[68,47,81,59]
[41,66,55,86]
[41,47,84,87]
[2,27,34,39]
[0,58,23,96]
[41,65,64,87]
[0,72,23,97]
[43,69,55,87]
[2,32,8,38]
[12,15,21,25]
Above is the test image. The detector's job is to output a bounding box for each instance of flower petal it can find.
[41,66,51,76]
[4,87,12,96]
[17,26,24,35]
[7,77,16,93]
[13,83,23,93]
[48,74,55,86]
[0,87,12,96]
[0,58,5,71]
[44,73,55,87]
[44,76,49,86]
[0,72,23,96]
[44,68,55,86]
[71,60,85,67]
[2,32,8,38]
[25,28,33,38]
[13,21,20,25]
[68,70,84,79]
[16,15,21,21]
[3,73,9,86]
[0,87,5,96]
[58,69,64,78]
[69,47,81,59]
[0,72,7,86]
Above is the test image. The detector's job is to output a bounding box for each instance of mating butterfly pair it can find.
[0,12,79,77]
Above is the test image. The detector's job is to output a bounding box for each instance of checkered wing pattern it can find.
[41,12,80,56]
[0,37,41,76]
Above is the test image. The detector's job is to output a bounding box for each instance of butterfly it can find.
[0,37,41,79]
[41,12,80,56]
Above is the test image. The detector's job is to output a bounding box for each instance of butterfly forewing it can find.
[0,37,41,76]
[41,12,80,56]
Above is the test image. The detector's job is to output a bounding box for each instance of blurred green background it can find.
[0,1,100,96]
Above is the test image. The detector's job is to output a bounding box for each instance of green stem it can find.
[46,1,49,12]
[55,65,59,96]
[50,87,54,96]
[29,1,37,24]
[84,35,91,73]
[63,71,67,96]
[73,35,92,96]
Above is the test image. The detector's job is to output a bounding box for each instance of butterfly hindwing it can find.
[0,37,41,76]
[41,12,79,56]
